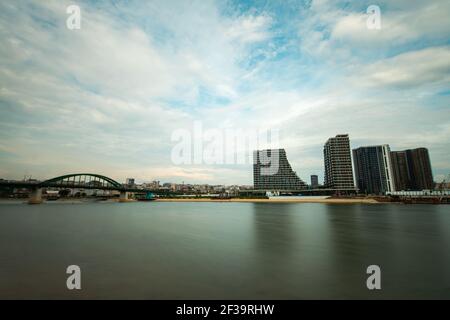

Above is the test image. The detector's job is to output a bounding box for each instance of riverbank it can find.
[155,198,380,204]
[0,197,381,204]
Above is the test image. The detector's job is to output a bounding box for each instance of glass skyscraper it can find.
[390,148,434,191]
[352,145,395,195]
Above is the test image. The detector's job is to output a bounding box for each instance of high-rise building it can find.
[390,151,409,191]
[352,145,395,194]
[407,148,434,190]
[390,148,434,191]
[323,134,355,191]
[253,149,307,190]
[125,178,135,187]
[310,175,319,189]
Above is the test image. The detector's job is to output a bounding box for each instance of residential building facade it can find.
[352,145,395,194]
[390,148,434,190]
[310,175,319,189]
[323,134,355,191]
[253,149,307,190]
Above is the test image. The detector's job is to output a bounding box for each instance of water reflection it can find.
[251,203,297,254]
[0,202,449,299]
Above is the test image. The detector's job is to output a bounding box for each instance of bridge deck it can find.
[0,181,164,194]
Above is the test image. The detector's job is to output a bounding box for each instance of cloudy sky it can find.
[0,0,449,185]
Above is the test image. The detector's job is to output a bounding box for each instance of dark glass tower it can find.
[352,145,395,195]
[390,148,434,190]
[310,175,319,189]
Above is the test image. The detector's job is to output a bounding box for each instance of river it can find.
[0,201,449,299]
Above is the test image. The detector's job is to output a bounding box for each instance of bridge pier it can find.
[119,191,132,202]
[28,187,43,205]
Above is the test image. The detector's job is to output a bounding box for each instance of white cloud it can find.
[226,14,273,44]
[299,0,450,59]
[0,0,448,184]
[359,46,450,89]
[0,0,277,183]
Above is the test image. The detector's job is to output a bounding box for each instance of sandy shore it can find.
[155,198,380,204]
[0,198,381,204]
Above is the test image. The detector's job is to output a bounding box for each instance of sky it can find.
[0,0,449,185]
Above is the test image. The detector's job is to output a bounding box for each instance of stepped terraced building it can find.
[253,149,307,191]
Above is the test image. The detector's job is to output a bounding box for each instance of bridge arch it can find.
[40,173,123,190]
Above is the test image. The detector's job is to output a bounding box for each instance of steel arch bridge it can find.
[39,173,124,190]
[0,173,173,204]
[0,173,154,193]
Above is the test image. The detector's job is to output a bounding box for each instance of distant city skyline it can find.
[0,1,449,185]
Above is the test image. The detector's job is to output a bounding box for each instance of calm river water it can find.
[0,201,449,299]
